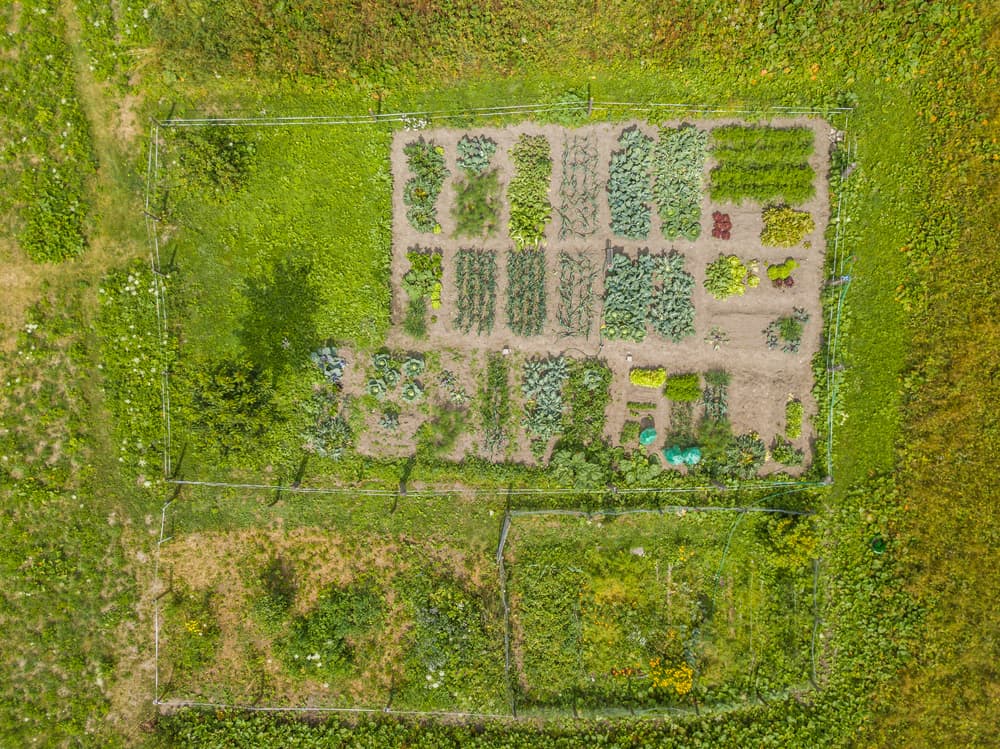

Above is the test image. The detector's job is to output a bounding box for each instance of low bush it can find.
[705,254,754,299]
[629,367,667,388]
[761,206,815,247]
[764,308,810,353]
[711,211,732,240]
[455,134,497,175]
[767,257,800,282]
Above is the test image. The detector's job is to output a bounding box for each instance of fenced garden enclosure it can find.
[143,100,855,718]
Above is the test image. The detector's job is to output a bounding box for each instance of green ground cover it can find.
[507,511,815,715]
[0,1,997,747]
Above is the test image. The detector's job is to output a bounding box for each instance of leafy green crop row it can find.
[652,125,708,241]
[709,126,815,206]
[508,134,552,248]
[608,126,654,239]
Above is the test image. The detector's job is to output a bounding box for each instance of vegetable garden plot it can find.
[504,511,817,715]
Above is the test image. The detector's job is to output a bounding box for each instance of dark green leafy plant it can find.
[455,134,497,175]
[764,308,810,352]
[522,356,569,440]
[303,389,352,460]
[601,253,655,341]
[649,251,696,342]
[402,249,442,337]
[653,125,708,241]
[403,139,448,233]
[608,126,654,239]
[508,134,552,248]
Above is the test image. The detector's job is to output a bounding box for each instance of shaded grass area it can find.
[160,119,392,356]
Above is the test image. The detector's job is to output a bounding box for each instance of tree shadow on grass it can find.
[237,256,321,381]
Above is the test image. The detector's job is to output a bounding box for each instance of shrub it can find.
[185,358,276,457]
[766,257,800,282]
[403,139,448,233]
[761,206,815,246]
[786,399,804,439]
[771,437,805,466]
[664,373,701,402]
[175,125,257,201]
[652,124,708,241]
[629,368,667,388]
[508,134,552,248]
[704,254,750,299]
[608,126,654,238]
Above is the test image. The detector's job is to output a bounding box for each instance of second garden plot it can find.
[504,509,817,716]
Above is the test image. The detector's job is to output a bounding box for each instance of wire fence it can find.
[145,99,853,719]
[492,485,821,719]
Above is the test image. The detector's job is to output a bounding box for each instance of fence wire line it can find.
[155,699,511,721]
[145,106,847,715]
[165,477,827,499]
[157,101,852,128]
